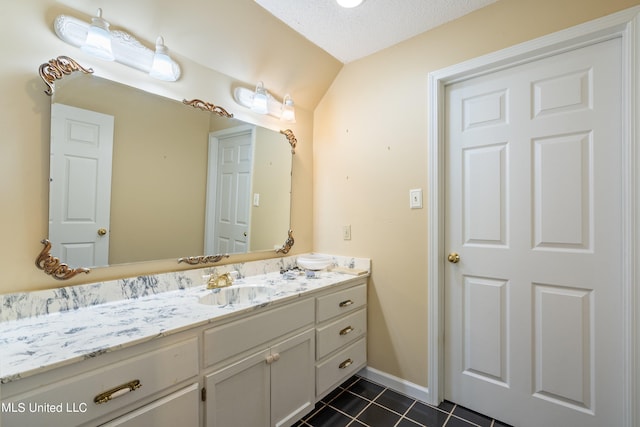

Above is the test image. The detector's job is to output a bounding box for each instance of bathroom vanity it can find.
[0,255,368,427]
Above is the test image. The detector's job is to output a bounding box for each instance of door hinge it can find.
[201,387,207,402]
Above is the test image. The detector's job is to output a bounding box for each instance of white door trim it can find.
[427,7,640,426]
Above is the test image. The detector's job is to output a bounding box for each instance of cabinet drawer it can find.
[316,308,366,359]
[204,298,314,367]
[316,284,366,323]
[99,383,199,427]
[1,337,198,427]
[315,338,366,396]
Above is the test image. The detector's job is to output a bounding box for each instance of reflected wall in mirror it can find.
[47,69,293,270]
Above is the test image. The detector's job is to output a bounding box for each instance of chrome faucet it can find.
[207,272,234,289]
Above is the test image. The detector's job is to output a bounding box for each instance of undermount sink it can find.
[297,254,333,271]
[198,285,277,307]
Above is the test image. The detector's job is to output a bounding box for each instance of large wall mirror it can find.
[38,57,294,278]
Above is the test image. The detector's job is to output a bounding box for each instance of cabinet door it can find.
[99,383,199,427]
[270,329,315,427]
[205,349,270,427]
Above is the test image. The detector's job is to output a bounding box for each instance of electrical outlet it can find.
[342,225,351,240]
[409,188,423,209]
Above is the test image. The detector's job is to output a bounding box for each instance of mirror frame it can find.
[36,56,296,280]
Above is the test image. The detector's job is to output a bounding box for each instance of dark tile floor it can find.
[294,375,514,427]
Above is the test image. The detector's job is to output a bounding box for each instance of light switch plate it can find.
[342,225,351,240]
[409,188,423,209]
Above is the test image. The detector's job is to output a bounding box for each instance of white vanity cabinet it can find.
[203,299,315,427]
[315,281,368,398]
[1,272,369,427]
[0,335,199,427]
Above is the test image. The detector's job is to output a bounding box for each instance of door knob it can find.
[447,252,460,263]
[97,228,107,236]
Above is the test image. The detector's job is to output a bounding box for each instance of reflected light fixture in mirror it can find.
[337,0,364,7]
[234,83,296,122]
[81,8,114,61]
[281,95,296,122]
[54,11,181,81]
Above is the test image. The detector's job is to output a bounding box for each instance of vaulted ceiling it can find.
[254,0,497,63]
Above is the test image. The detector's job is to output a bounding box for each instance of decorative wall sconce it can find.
[234,82,296,122]
[54,9,181,82]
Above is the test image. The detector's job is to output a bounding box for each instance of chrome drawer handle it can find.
[339,358,353,369]
[339,299,354,307]
[339,326,354,336]
[94,379,142,404]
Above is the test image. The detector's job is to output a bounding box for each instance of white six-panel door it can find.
[49,103,114,267]
[444,38,623,427]
[206,127,254,254]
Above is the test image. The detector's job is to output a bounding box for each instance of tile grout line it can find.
[344,378,388,426]
[346,379,439,427]
[443,403,484,427]
[344,400,373,427]
[393,400,419,427]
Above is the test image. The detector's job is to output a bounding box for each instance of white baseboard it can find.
[357,367,431,404]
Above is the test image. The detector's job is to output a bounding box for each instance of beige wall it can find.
[313,0,640,388]
[0,0,328,292]
[250,127,293,252]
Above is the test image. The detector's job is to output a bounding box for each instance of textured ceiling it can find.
[254,0,498,63]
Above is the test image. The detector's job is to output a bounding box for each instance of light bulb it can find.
[336,0,364,8]
[252,82,269,114]
[81,8,114,61]
[150,37,180,81]
[281,95,296,122]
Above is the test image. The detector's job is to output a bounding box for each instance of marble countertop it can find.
[0,265,368,385]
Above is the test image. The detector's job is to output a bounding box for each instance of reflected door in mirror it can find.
[207,126,253,254]
[49,104,114,267]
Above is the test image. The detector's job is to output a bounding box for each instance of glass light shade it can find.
[336,0,364,8]
[81,9,114,61]
[281,95,296,122]
[251,82,269,114]
[150,37,180,81]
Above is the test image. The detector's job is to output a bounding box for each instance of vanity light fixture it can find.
[81,8,114,61]
[54,11,181,81]
[336,0,364,8]
[234,83,297,122]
